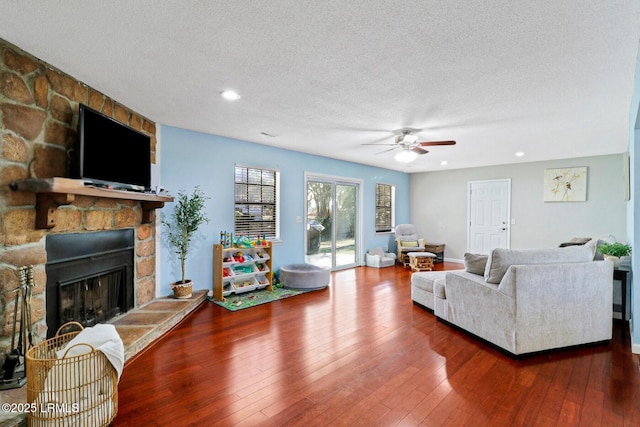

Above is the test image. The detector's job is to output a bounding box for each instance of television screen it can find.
[72,104,151,191]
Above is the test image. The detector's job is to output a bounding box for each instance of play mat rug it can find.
[208,286,305,311]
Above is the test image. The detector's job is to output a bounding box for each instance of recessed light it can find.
[515,151,525,157]
[440,161,448,166]
[220,90,241,101]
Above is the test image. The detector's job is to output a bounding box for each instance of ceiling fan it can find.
[362,129,456,163]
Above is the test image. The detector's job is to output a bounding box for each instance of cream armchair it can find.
[395,224,425,266]
[365,247,396,268]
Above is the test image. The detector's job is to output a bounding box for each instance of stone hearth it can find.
[0,290,206,427]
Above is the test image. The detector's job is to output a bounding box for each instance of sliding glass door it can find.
[305,174,361,270]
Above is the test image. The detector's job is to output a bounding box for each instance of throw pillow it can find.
[583,239,597,260]
[463,253,488,275]
[558,237,592,247]
[400,240,419,247]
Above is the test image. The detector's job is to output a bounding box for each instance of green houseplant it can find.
[163,186,209,298]
[598,242,631,267]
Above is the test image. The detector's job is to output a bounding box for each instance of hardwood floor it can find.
[113,263,640,426]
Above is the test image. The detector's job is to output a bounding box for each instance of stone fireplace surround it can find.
[0,38,159,353]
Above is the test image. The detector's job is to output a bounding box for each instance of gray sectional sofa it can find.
[411,244,614,356]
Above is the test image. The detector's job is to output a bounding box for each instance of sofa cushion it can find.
[433,280,446,299]
[411,271,446,293]
[464,253,488,275]
[484,245,594,284]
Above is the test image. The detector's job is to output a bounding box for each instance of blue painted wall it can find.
[157,125,409,297]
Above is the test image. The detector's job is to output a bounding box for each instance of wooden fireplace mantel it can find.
[9,177,174,229]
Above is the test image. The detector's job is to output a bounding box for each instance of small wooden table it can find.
[614,267,630,322]
[407,252,437,272]
[425,243,445,263]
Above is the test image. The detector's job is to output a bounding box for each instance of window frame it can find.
[375,182,395,234]
[234,164,280,241]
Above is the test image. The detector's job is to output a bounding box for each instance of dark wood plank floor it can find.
[113,263,640,426]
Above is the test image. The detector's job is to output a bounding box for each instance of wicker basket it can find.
[26,322,118,427]
[172,281,193,298]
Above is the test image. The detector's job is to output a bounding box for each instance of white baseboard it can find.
[444,257,464,264]
[630,319,639,355]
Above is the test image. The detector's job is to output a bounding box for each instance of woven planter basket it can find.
[26,322,118,427]
[172,281,193,298]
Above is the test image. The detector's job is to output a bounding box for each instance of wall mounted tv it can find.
[71,104,151,191]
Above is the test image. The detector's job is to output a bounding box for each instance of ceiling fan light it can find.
[394,150,417,163]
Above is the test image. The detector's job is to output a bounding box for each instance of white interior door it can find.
[468,179,511,254]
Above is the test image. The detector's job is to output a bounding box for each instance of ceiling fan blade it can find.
[361,142,396,146]
[375,146,399,154]
[411,147,429,155]
[418,140,457,146]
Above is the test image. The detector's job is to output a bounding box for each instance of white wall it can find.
[410,154,627,261]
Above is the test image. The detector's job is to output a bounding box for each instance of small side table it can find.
[613,267,630,322]
[425,243,445,263]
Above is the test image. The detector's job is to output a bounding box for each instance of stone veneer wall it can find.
[0,38,158,351]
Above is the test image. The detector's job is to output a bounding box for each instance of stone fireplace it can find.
[0,39,159,352]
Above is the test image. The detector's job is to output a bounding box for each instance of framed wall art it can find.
[543,167,587,202]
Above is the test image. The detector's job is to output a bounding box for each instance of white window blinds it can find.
[375,183,393,232]
[234,166,278,238]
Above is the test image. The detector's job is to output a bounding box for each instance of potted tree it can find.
[163,186,209,298]
[598,242,632,268]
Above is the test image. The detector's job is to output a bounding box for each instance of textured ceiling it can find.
[1,1,639,172]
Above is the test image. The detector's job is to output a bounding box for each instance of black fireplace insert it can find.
[45,229,135,338]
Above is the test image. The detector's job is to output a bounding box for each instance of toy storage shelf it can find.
[212,243,273,302]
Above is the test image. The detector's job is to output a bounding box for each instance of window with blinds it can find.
[234,166,279,239]
[375,183,394,233]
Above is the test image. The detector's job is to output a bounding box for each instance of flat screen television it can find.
[71,104,151,191]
